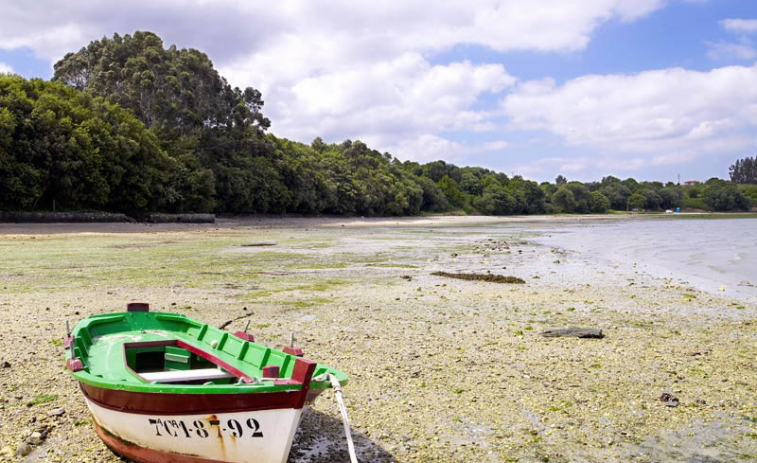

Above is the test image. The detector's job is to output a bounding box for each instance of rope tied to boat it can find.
[325,373,359,463]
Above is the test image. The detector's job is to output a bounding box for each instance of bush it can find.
[680,198,708,210]
[590,191,610,213]
[704,184,751,211]
[628,193,647,210]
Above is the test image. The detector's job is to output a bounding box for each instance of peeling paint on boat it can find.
[65,307,347,463]
[86,398,302,463]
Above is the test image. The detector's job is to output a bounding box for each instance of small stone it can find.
[48,408,65,417]
[15,442,32,457]
[659,392,679,407]
[27,431,43,445]
[1,361,10,369]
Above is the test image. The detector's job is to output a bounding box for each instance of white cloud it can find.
[502,64,757,173]
[217,0,670,160]
[385,134,511,165]
[709,18,757,62]
[0,1,666,61]
[0,0,669,163]
[514,155,649,178]
[721,18,757,34]
[706,41,757,61]
[0,62,12,74]
[0,1,279,63]
[388,134,468,164]
[272,54,515,144]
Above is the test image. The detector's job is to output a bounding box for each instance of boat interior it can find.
[67,310,347,390]
[126,342,237,385]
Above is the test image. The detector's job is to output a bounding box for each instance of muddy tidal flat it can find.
[0,216,755,463]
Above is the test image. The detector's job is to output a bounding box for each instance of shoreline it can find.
[530,218,757,304]
[0,211,754,236]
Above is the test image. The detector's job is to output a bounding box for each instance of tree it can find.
[541,182,557,197]
[704,184,751,211]
[552,187,577,212]
[642,189,663,210]
[415,177,449,211]
[729,156,757,184]
[622,177,639,193]
[437,175,467,209]
[311,137,327,153]
[54,32,270,135]
[554,183,592,213]
[659,186,682,209]
[474,186,516,215]
[0,74,174,212]
[628,193,647,210]
[53,31,273,213]
[502,177,545,214]
[600,184,630,210]
[555,175,567,186]
[460,172,483,196]
[590,191,610,213]
[423,160,461,183]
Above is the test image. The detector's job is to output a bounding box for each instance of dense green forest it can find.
[0,32,754,216]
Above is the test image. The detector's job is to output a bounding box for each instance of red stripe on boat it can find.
[81,383,305,415]
[94,421,228,463]
[79,338,319,415]
[121,339,314,388]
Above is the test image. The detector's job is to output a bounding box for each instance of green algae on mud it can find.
[431,271,526,284]
[0,218,755,463]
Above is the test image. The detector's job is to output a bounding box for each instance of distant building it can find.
[683,180,700,186]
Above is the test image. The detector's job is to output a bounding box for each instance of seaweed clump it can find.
[431,271,525,284]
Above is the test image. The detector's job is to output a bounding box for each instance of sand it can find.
[0,216,755,462]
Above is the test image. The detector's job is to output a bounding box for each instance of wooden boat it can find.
[65,303,348,463]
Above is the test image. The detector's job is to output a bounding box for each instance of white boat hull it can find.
[85,398,303,463]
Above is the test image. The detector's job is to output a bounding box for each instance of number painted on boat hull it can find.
[85,398,302,463]
[148,417,264,439]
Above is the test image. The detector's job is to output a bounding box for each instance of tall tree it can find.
[0,74,173,212]
[729,156,757,184]
[552,187,576,212]
[53,31,272,212]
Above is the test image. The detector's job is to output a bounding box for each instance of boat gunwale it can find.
[66,311,347,396]
[79,381,325,415]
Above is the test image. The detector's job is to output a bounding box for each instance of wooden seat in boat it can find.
[140,368,235,383]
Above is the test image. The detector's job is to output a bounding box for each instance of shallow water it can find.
[530,218,757,303]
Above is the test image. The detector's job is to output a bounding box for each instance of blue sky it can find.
[1,0,756,183]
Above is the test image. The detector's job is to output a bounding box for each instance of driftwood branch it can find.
[541,327,604,339]
[218,312,254,331]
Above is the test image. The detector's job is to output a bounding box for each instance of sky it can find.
[1,0,756,183]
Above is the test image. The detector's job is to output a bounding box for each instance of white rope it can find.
[328,373,359,463]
